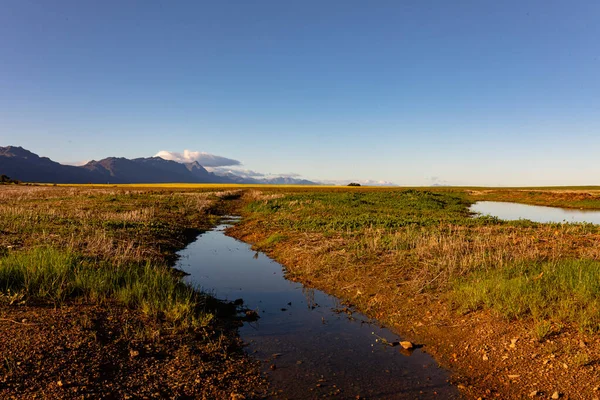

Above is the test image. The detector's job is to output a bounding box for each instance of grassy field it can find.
[4,183,600,398]
[0,185,266,398]
[240,188,600,331]
[228,187,600,398]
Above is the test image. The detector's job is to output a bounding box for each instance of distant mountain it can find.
[0,146,104,183]
[258,176,316,185]
[183,161,225,183]
[0,146,317,185]
[208,169,317,185]
[80,157,228,184]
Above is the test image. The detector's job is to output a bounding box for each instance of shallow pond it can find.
[176,218,459,399]
[470,201,600,224]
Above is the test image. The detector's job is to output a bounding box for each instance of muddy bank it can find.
[177,219,459,399]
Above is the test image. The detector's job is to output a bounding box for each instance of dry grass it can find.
[232,189,600,330]
[0,186,216,264]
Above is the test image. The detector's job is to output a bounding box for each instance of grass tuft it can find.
[453,259,600,332]
[0,247,213,328]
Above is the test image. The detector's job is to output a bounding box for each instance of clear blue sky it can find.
[1,0,599,185]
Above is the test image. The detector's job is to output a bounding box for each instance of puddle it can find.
[176,219,459,399]
[470,201,600,224]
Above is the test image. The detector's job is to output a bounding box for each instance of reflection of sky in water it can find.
[176,222,459,399]
[470,201,600,224]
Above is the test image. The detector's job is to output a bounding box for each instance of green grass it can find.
[0,247,213,328]
[453,259,600,332]
[255,233,287,250]
[247,190,475,232]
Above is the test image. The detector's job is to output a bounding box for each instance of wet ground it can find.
[470,201,600,224]
[176,217,459,399]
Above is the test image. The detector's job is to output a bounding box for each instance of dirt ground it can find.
[0,302,268,399]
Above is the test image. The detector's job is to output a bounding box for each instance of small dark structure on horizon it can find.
[347,182,361,187]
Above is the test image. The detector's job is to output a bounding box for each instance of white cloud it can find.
[155,150,241,167]
[61,160,90,166]
[206,167,265,178]
[155,150,394,185]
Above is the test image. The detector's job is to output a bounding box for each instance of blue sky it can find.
[1,0,599,185]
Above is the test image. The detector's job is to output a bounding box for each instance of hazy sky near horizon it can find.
[1,0,599,186]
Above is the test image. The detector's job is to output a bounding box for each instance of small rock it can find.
[269,364,276,371]
[482,354,489,361]
[507,374,520,380]
[400,341,414,350]
[129,349,139,358]
[509,338,518,349]
[551,392,560,399]
[529,390,538,397]
[57,380,63,387]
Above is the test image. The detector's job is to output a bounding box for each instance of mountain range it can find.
[0,146,316,185]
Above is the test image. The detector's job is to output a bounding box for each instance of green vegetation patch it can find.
[255,233,287,250]
[0,247,213,328]
[247,190,474,232]
[453,259,600,332]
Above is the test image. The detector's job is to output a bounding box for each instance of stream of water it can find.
[176,217,459,399]
[470,201,600,224]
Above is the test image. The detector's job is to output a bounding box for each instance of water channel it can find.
[470,201,600,224]
[176,217,459,399]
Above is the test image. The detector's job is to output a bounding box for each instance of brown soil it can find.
[0,302,267,399]
[228,224,600,399]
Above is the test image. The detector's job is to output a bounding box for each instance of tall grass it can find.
[0,247,213,328]
[453,259,600,332]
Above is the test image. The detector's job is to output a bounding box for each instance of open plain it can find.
[2,184,600,398]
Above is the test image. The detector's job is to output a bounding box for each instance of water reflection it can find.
[176,220,459,399]
[470,201,600,224]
